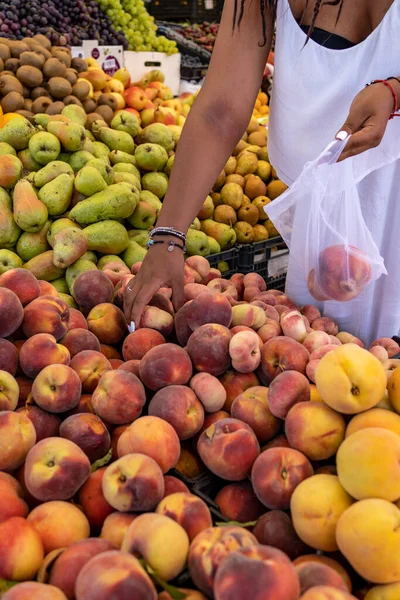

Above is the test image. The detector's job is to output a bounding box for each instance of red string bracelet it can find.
[366,79,400,119]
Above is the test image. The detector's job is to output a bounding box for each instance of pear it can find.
[86,158,114,185]
[83,137,95,154]
[185,229,210,257]
[97,255,125,270]
[0,155,23,188]
[127,201,156,230]
[62,105,87,127]
[47,218,79,247]
[68,150,94,173]
[113,163,141,180]
[0,142,17,156]
[197,195,214,220]
[135,143,168,172]
[83,221,129,255]
[121,239,147,269]
[207,236,221,255]
[28,131,61,166]
[74,166,108,196]
[23,250,65,281]
[200,219,237,251]
[18,149,42,172]
[13,179,48,233]
[113,172,141,191]
[38,173,74,216]
[128,230,149,247]
[0,249,23,275]
[59,293,77,308]
[47,121,86,152]
[84,130,95,143]
[0,117,36,150]
[52,277,69,294]
[109,150,136,166]
[111,111,140,137]
[34,161,74,188]
[52,227,89,268]
[137,123,174,152]
[99,128,135,154]
[164,155,174,177]
[92,141,111,163]
[0,188,21,249]
[66,258,97,293]
[16,221,51,262]
[190,218,201,231]
[80,251,97,264]
[33,114,51,128]
[139,190,162,216]
[69,183,138,225]
[236,152,258,176]
[141,172,168,199]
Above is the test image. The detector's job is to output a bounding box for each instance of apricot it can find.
[92,370,146,425]
[27,501,90,553]
[364,582,400,600]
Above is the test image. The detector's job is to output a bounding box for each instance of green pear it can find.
[121,239,147,269]
[52,277,69,294]
[207,236,221,255]
[109,150,136,166]
[200,219,237,250]
[38,173,74,216]
[18,149,42,172]
[59,293,77,308]
[113,172,141,191]
[0,142,16,156]
[66,258,98,293]
[24,172,36,185]
[23,250,65,281]
[141,172,168,199]
[28,131,61,166]
[82,137,95,154]
[33,114,50,128]
[69,183,138,225]
[83,221,129,255]
[0,155,23,188]
[86,158,114,185]
[52,226,89,268]
[164,155,174,176]
[113,163,141,180]
[47,218,78,247]
[13,179,48,233]
[190,218,201,231]
[99,128,135,154]
[0,249,23,275]
[135,143,168,172]
[85,130,95,143]
[111,111,140,137]
[74,166,108,196]
[128,229,149,247]
[47,121,86,152]
[127,201,157,230]
[80,250,97,264]
[0,117,36,150]
[34,161,74,188]
[185,229,210,257]
[139,190,162,216]
[92,121,109,138]
[92,141,111,163]
[68,151,94,173]
[137,123,174,152]
[97,255,125,270]
[62,105,87,127]
[58,153,70,163]
[16,221,51,262]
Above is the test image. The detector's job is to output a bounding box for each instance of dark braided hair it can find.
[234,0,345,46]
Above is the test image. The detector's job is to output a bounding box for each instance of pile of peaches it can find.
[0,254,400,600]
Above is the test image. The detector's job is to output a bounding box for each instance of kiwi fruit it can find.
[46,101,65,115]
[63,95,83,107]
[20,51,45,71]
[1,91,24,113]
[72,80,91,101]
[24,98,33,112]
[97,93,119,112]
[43,58,67,80]
[85,112,104,130]
[65,69,78,86]
[0,44,10,62]
[17,66,43,89]
[48,77,72,100]
[9,41,30,59]
[0,75,23,97]
[33,34,52,51]
[16,110,34,118]
[31,87,51,100]
[95,104,114,124]
[21,85,31,99]
[30,44,52,61]
[71,57,87,73]
[51,48,71,68]
[32,96,53,114]
[82,99,97,114]
[4,58,20,74]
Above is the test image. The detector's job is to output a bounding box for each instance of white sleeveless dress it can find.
[268,0,400,345]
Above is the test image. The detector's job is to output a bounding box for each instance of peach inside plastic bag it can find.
[265,138,387,303]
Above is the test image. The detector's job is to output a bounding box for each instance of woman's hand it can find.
[123,242,185,328]
[336,81,398,161]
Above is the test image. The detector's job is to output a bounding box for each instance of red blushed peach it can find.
[113,273,134,309]
[102,260,130,285]
[280,310,308,343]
[140,344,193,391]
[295,562,348,595]
[122,328,166,361]
[219,370,260,412]
[186,292,233,331]
[68,394,94,416]
[38,280,59,297]
[0,410,36,471]
[110,425,128,461]
[231,304,265,329]
[187,324,231,377]
[70,350,112,393]
[49,538,116,599]
[258,336,310,385]
[251,447,314,509]
[92,370,146,425]
[72,271,114,314]
[253,292,278,306]
[300,587,357,600]
[19,334,70,379]
[214,545,301,600]
[31,364,82,413]
[0,370,19,410]
[0,479,29,523]
[118,359,141,376]
[158,589,207,600]
[148,385,204,441]
[117,416,180,473]
[1,582,67,599]
[140,306,174,337]
[186,256,211,280]
[229,330,261,373]
[215,481,265,523]
[0,339,18,375]
[175,301,194,346]
[257,320,282,342]
[25,437,91,501]
[184,264,197,285]
[75,550,157,600]
[253,510,311,560]
[156,492,212,541]
[369,346,389,362]
[184,283,211,302]
[16,376,32,406]
[0,288,24,338]
[190,372,227,413]
[78,468,114,531]
[311,317,339,336]
[197,418,260,481]
[285,402,346,461]
[195,410,231,445]
[0,517,44,581]
[102,453,164,512]
[301,304,321,324]
[131,262,142,275]
[87,303,126,345]
[336,332,364,347]
[61,328,101,357]
[230,273,245,299]
[243,273,267,292]
[27,501,90,554]
[207,278,238,300]
[175,444,206,480]
[67,308,88,330]
[231,386,281,444]
[163,475,190,497]
[370,337,400,358]
[294,556,352,593]
[100,513,137,549]
[100,344,122,360]
[188,526,258,597]
[22,295,70,340]
[60,414,111,463]
[110,359,123,369]
[304,331,331,354]
[17,405,60,441]
[231,325,263,348]
[330,335,342,346]
[267,370,311,419]
[262,434,291,451]
[0,268,40,306]
[316,245,371,302]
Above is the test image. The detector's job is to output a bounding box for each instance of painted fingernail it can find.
[128,321,135,333]
[336,130,349,141]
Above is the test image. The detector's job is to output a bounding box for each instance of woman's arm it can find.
[124,0,274,325]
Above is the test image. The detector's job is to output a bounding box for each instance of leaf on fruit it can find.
[216,520,257,528]
[0,579,19,593]
[90,448,113,472]
[142,562,187,599]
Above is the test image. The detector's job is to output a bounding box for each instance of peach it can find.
[303,331,331,353]
[186,256,211,280]
[336,332,364,347]
[186,292,232,331]
[231,386,280,443]
[74,550,157,600]
[117,360,139,377]
[60,414,110,463]
[1,582,67,599]
[215,481,265,523]
[388,365,400,412]
[197,418,260,481]
[67,308,88,330]
[148,385,204,440]
[268,370,310,419]
[70,350,112,393]
[0,370,19,410]
[293,556,352,593]
[231,325,264,347]
[243,273,267,292]
[190,372,227,413]
[363,582,400,599]
[72,271,114,313]
[315,245,372,302]
[280,310,308,343]
[109,358,123,368]
[301,589,357,600]
[258,336,310,384]
[117,416,180,473]
[291,474,353,552]
[92,370,146,425]
[345,408,400,438]
[262,433,291,450]
[38,280,59,297]
[174,301,194,345]
[19,334,70,379]
[139,343,192,390]
[187,324,231,376]
[156,492,212,541]
[0,339,18,375]
[301,304,321,324]
[163,475,190,497]
[100,512,138,549]
[49,538,115,599]
[311,317,339,336]
[0,268,40,306]
[230,273,245,298]
[369,345,389,362]
[214,545,301,600]
[0,288,24,338]
[100,344,122,360]
[22,295,70,340]
[0,410,36,472]
[315,344,387,414]
[0,517,44,581]
[17,405,60,441]
[31,364,82,413]
[285,401,346,461]
[253,510,311,560]
[61,328,101,357]
[370,337,400,358]
[101,260,130,285]
[78,468,114,531]
[231,304,265,329]
[68,394,94,416]
[158,590,206,600]
[229,329,261,373]
[25,437,90,501]
[252,292,278,306]
[122,327,166,360]
[296,562,348,595]
[219,370,260,412]
[184,283,212,302]
[188,526,258,596]
[0,479,29,523]
[257,319,282,342]
[141,306,174,337]
[27,501,90,553]
[207,278,238,300]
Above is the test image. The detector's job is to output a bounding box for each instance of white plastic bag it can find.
[265,138,387,303]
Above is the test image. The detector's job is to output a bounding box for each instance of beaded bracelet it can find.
[149,227,186,243]
[146,239,186,252]
[366,79,400,119]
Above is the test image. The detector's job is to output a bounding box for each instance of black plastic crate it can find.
[207,247,239,278]
[181,64,208,81]
[237,237,289,290]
